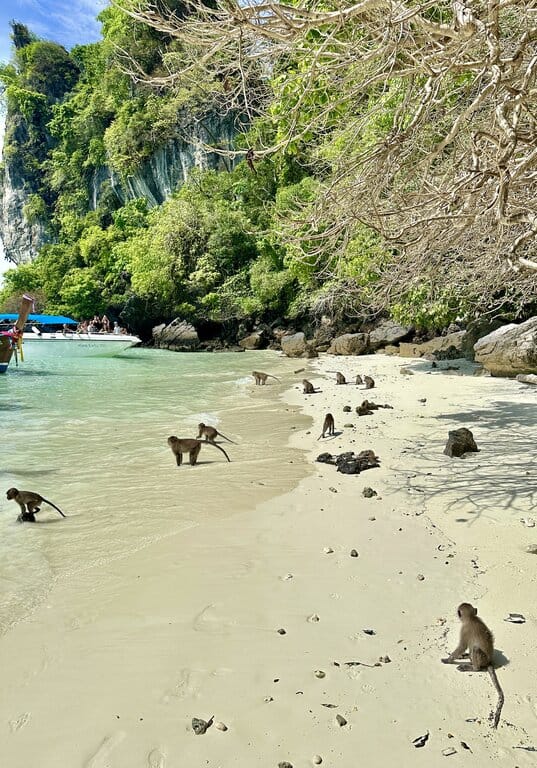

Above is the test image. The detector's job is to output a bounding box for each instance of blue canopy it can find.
[0,313,78,325]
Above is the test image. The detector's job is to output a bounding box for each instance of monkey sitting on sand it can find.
[336,372,346,385]
[442,602,504,728]
[6,488,66,522]
[302,379,320,394]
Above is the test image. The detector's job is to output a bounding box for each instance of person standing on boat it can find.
[102,315,111,333]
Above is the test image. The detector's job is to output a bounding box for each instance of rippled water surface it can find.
[0,348,308,632]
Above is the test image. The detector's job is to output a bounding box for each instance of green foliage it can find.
[390,286,464,330]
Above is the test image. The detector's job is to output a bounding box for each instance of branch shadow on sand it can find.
[388,400,536,524]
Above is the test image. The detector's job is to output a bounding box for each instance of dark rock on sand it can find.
[443,428,479,458]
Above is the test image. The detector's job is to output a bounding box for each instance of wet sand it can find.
[0,354,536,767]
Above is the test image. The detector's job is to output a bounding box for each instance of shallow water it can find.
[0,348,309,633]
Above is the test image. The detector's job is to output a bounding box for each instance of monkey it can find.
[302,379,320,394]
[364,375,375,389]
[245,148,257,174]
[197,423,236,444]
[6,487,66,522]
[317,413,335,440]
[252,371,281,385]
[442,602,505,729]
[355,375,363,385]
[356,401,374,416]
[336,372,346,385]
[167,436,230,466]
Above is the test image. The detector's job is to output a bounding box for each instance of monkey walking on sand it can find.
[252,371,280,385]
[317,413,335,440]
[197,423,236,444]
[168,437,230,466]
[6,488,66,522]
[442,602,505,728]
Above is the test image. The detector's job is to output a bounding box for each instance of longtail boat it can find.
[0,295,34,373]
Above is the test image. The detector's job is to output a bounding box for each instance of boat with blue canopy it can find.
[0,303,140,370]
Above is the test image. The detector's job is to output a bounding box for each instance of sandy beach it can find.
[1,352,536,767]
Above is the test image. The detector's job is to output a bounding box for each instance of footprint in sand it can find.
[162,668,200,703]
[85,731,125,768]
[524,694,537,719]
[9,712,30,732]
[148,748,166,768]
[193,604,236,634]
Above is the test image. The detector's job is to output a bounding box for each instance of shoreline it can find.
[0,353,536,766]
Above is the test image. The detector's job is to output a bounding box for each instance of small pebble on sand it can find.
[336,714,348,727]
[324,547,334,554]
[314,670,326,679]
[277,628,287,635]
[308,614,320,623]
[526,544,537,554]
[215,721,228,731]
[368,516,376,521]
[417,574,425,581]
[264,696,274,702]
[350,549,359,557]
[442,748,457,757]
[313,756,323,764]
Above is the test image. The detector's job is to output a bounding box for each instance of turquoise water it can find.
[0,348,307,633]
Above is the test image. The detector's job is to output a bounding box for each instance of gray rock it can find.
[474,317,537,376]
[368,320,412,349]
[281,332,317,358]
[327,333,369,356]
[443,428,479,458]
[461,318,505,360]
[517,373,537,386]
[399,332,466,359]
[239,331,266,350]
[153,319,199,351]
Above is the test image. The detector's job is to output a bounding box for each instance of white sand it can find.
[1,354,536,767]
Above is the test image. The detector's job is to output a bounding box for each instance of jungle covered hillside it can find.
[1,1,536,334]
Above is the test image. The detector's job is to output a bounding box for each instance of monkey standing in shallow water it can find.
[317,413,335,440]
[167,436,230,466]
[197,423,236,444]
[252,371,280,385]
[6,488,66,522]
[442,602,504,728]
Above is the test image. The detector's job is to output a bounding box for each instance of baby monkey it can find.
[6,487,66,522]
[252,371,280,385]
[336,372,346,385]
[364,375,375,389]
[197,423,236,444]
[442,602,504,728]
[317,413,335,440]
[167,436,230,466]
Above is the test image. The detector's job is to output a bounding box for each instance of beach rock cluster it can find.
[316,450,380,474]
[152,320,200,351]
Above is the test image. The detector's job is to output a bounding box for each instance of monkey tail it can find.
[267,375,281,382]
[217,431,236,444]
[41,498,66,517]
[207,442,231,462]
[488,666,504,729]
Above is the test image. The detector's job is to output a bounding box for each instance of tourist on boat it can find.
[62,324,74,334]
[92,315,102,332]
[102,315,111,333]
[113,321,121,335]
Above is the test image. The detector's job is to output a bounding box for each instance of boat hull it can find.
[22,333,140,357]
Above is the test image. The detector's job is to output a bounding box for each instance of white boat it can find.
[22,330,141,356]
[0,311,140,361]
